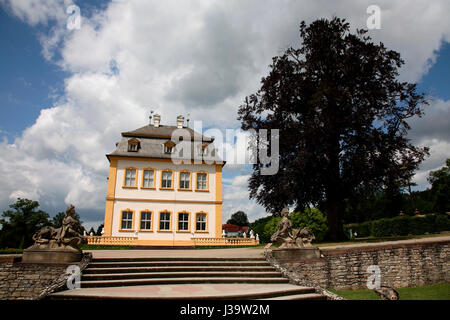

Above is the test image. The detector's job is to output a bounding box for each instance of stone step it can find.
[88,261,271,268]
[258,293,327,300]
[82,271,283,281]
[80,277,290,288]
[49,284,318,300]
[83,265,277,274]
[92,257,267,262]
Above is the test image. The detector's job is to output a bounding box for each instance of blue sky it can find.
[0,0,449,231]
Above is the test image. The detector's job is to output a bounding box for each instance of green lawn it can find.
[330,283,450,300]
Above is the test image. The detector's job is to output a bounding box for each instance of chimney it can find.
[177,115,184,129]
[153,114,161,127]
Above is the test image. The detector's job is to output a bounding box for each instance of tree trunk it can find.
[326,199,345,241]
[325,133,346,241]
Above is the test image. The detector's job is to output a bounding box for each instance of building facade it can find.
[103,114,224,246]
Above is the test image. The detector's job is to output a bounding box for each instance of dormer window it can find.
[199,143,208,156]
[128,138,140,152]
[164,141,175,154]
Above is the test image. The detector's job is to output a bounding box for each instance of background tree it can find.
[88,227,96,235]
[51,211,65,228]
[428,158,450,213]
[226,211,249,226]
[0,198,50,249]
[249,216,273,243]
[238,17,429,240]
[96,223,104,236]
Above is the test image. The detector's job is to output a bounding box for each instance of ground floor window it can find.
[140,211,152,231]
[178,212,190,231]
[121,210,133,230]
[196,213,207,232]
[159,211,171,231]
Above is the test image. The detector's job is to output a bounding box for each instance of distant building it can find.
[222,224,249,237]
[103,114,224,246]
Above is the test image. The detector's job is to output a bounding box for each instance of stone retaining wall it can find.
[0,253,91,300]
[267,239,449,290]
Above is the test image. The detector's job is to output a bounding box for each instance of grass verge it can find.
[330,283,450,300]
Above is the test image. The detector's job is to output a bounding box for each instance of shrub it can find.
[435,214,450,232]
[290,208,328,242]
[262,217,281,244]
[344,213,449,238]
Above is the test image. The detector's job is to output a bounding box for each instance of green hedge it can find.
[344,213,450,238]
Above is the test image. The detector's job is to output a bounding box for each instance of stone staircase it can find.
[49,257,327,300]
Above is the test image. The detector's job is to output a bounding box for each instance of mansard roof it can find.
[121,124,214,142]
[107,124,223,164]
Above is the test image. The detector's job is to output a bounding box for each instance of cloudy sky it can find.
[0,0,449,231]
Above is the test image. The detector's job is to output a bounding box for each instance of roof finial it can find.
[186,113,190,128]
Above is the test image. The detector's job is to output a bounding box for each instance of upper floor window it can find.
[124,168,137,188]
[196,172,208,191]
[161,170,173,189]
[179,171,191,190]
[142,169,155,188]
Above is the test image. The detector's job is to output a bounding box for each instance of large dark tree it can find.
[238,18,429,240]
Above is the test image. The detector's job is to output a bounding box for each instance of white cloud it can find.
[1,0,450,223]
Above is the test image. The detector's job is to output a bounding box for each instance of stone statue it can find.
[250,230,255,239]
[23,205,87,263]
[374,286,400,300]
[270,207,316,248]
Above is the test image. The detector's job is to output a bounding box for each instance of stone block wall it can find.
[267,240,449,290]
[0,253,91,300]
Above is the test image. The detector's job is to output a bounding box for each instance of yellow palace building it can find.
[100,114,228,247]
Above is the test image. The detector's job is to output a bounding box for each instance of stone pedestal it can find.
[272,247,321,262]
[22,247,82,263]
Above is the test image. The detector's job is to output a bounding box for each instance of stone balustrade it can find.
[85,236,259,246]
[191,237,259,246]
[86,236,138,246]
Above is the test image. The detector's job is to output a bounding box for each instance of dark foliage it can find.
[0,198,51,249]
[344,214,450,238]
[226,211,249,226]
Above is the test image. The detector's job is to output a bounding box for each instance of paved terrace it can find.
[84,235,450,258]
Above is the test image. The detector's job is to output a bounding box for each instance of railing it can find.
[86,236,138,246]
[191,237,259,246]
[85,236,258,246]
